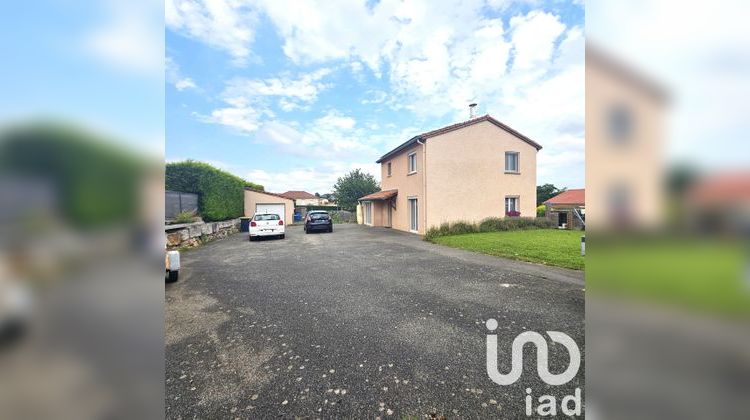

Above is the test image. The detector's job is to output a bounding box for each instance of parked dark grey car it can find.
[304,211,333,233]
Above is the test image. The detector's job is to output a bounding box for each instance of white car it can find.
[249,213,285,241]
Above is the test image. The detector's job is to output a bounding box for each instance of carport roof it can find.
[359,189,397,201]
[544,188,585,205]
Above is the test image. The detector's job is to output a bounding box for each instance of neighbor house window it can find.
[408,152,417,173]
[387,162,392,177]
[505,196,519,216]
[505,152,519,173]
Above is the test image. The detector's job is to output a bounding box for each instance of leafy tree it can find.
[537,183,566,206]
[333,169,379,211]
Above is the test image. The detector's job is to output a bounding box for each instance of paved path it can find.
[166,224,584,418]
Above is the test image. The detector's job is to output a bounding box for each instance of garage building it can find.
[244,188,295,225]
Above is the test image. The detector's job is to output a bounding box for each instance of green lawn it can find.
[587,238,749,317]
[431,229,584,270]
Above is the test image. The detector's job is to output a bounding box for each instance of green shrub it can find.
[479,217,504,232]
[173,210,197,224]
[166,160,264,222]
[537,204,546,217]
[424,216,554,241]
[448,221,477,236]
[534,217,555,229]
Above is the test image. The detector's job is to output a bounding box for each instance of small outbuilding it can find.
[244,188,295,225]
[544,189,585,229]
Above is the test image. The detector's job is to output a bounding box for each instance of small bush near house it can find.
[425,217,553,240]
[173,210,197,224]
[537,204,546,217]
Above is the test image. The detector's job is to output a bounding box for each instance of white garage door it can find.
[255,203,285,223]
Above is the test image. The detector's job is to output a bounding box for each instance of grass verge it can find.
[430,229,584,270]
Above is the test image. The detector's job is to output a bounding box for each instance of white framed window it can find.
[505,196,519,216]
[505,152,519,173]
[387,162,392,177]
[408,198,418,232]
[408,152,417,174]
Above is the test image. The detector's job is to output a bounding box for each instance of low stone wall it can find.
[165,218,240,249]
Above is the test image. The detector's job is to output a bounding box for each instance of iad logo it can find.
[485,318,582,417]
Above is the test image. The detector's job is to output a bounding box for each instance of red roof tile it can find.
[280,190,317,200]
[544,189,585,205]
[688,171,750,204]
[359,189,398,201]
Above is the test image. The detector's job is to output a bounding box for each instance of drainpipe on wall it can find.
[417,138,426,234]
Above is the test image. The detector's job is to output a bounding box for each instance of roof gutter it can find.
[417,138,426,233]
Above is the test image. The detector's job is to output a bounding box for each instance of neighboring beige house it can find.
[280,190,321,206]
[586,45,668,230]
[244,188,295,225]
[359,115,542,234]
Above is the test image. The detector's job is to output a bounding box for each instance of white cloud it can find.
[84,0,163,75]
[166,57,198,91]
[198,69,332,133]
[246,160,380,194]
[166,0,256,65]
[196,106,263,133]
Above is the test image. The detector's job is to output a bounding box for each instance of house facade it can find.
[359,115,541,234]
[586,46,667,230]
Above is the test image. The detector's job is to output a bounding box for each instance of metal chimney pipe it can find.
[469,103,477,119]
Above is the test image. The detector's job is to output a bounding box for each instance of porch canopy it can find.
[359,189,398,201]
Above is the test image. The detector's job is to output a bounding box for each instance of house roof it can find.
[359,189,398,201]
[280,190,317,200]
[687,171,750,204]
[375,115,542,163]
[244,188,295,201]
[544,189,585,205]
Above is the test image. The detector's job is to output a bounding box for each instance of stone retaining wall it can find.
[166,218,240,249]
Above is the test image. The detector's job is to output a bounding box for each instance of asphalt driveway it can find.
[166,224,584,418]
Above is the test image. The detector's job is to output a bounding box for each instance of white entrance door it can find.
[256,203,285,224]
[408,198,418,233]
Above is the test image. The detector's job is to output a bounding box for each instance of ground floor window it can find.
[505,196,519,216]
[408,198,418,232]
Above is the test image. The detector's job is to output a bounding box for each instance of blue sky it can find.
[166,0,585,194]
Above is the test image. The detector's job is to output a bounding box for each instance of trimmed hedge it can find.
[166,160,264,222]
[0,123,144,227]
[424,217,554,241]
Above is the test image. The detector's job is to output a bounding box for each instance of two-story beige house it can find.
[359,115,542,234]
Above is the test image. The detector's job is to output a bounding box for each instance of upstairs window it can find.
[408,152,417,174]
[608,104,633,143]
[505,152,519,173]
[387,162,392,177]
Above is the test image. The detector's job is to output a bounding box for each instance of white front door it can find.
[256,203,285,223]
[408,198,418,233]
